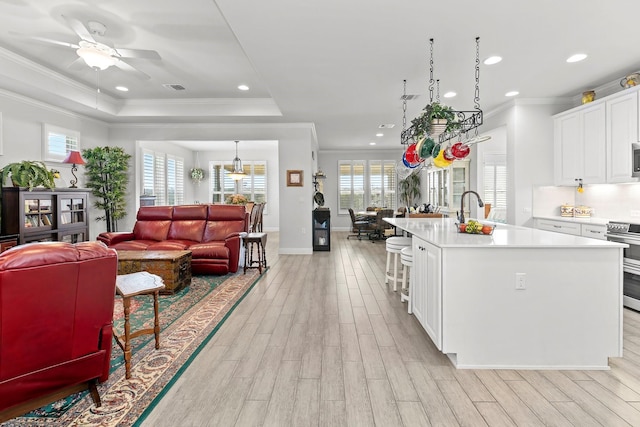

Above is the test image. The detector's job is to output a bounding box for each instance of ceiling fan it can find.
[22,15,161,79]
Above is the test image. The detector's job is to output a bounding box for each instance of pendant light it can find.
[229,140,247,180]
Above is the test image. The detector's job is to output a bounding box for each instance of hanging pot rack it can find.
[400,37,484,147]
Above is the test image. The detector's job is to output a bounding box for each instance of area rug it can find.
[2,268,263,427]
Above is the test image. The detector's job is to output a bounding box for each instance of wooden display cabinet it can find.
[1,187,89,244]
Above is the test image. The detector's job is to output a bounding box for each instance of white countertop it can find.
[385,217,625,249]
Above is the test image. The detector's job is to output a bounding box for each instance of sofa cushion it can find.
[203,221,245,242]
[111,240,156,251]
[146,240,193,251]
[189,242,229,259]
[137,206,174,221]
[168,220,206,242]
[172,205,208,220]
[207,204,246,221]
[133,220,171,241]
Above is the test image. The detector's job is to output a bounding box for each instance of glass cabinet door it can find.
[23,196,53,230]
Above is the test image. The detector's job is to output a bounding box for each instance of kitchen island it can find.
[385,217,625,370]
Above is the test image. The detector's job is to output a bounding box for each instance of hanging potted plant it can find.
[425,102,457,137]
[0,160,56,190]
[190,167,205,183]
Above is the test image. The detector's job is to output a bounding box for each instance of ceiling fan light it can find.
[77,46,116,70]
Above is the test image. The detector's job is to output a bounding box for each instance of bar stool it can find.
[244,232,267,274]
[400,246,413,313]
[385,236,412,291]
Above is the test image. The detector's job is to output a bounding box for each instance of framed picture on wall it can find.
[286,170,303,187]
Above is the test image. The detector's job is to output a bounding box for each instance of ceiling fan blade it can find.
[115,58,150,80]
[9,31,79,49]
[61,14,95,43]
[67,56,86,70]
[115,48,161,60]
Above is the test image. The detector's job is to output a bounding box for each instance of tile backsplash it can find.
[533,183,640,221]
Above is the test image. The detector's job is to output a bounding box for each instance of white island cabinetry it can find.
[386,217,624,370]
[412,236,442,350]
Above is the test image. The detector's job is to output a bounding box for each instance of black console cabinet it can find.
[312,208,330,251]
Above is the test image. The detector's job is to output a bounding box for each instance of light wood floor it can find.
[142,231,640,426]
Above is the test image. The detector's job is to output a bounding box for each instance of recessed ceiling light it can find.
[369,142,376,146]
[237,84,249,91]
[376,133,384,137]
[505,91,519,97]
[484,56,502,65]
[443,91,456,98]
[115,86,129,92]
[379,124,395,129]
[566,53,587,63]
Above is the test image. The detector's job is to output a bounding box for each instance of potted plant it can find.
[399,172,421,207]
[0,160,56,190]
[410,102,458,139]
[82,147,131,232]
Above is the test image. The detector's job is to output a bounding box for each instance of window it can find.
[42,124,80,162]
[338,160,396,214]
[483,153,507,216]
[210,161,267,211]
[142,150,184,206]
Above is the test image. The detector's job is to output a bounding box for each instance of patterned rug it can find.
[2,269,263,427]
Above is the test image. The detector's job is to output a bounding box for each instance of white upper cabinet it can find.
[554,88,639,185]
[606,91,638,183]
[554,102,606,185]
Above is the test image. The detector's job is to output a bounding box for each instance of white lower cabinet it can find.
[534,218,607,240]
[412,236,442,350]
[581,223,607,240]
[534,218,581,236]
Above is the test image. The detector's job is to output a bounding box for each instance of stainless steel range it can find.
[607,221,640,310]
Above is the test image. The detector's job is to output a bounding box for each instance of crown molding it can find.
[109,121,315,130]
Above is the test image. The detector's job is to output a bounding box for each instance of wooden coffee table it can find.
[117,250,192,294]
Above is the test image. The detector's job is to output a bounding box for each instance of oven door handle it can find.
[624,263,640,276]
[606,234,640,244]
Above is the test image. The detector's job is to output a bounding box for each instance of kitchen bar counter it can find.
[385,217,625,370]
[387,217,619,248]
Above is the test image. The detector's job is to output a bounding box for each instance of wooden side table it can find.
[244,232,267,274]
[114,272,165,379]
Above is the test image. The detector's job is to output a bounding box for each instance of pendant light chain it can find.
[402,79,407,142]
[474,36,481,111]
[436,79,440,103]
[428,38,435,104]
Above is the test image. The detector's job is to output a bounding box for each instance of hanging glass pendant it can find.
[229,141,247,180]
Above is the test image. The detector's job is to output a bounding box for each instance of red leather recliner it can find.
[0,241,118,422]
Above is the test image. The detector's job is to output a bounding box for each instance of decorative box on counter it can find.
[560,204,574,217]
[574,206,592,218]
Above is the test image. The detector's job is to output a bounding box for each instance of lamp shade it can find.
[76,45,116,70]
[62,150,86,165]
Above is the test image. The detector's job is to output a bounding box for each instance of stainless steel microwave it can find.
[634,143,640,177]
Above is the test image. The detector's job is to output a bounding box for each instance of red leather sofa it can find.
[98,204,247,275]
[0,241,118,422]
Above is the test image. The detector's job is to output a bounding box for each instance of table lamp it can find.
[62,150,86,188]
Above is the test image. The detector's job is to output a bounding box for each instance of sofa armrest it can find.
[224,232,242,273]
[97,232,135,246]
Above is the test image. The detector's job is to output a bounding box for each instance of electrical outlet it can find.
[631,210,640,218]
[301,227,306,234]
[515,273,526,290]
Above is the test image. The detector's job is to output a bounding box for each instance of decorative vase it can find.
[581,91,595,104]
[430,119,448,139]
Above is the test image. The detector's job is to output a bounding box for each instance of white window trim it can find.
[338,159,397,215]
[42,123,80,162]
[209,160,267,212]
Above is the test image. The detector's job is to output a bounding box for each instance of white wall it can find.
[480,100,571,226]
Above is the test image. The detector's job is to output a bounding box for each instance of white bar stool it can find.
[385,236,412,291]
[400,246,413,313]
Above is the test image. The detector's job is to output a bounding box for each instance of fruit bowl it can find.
[456,220,495,235]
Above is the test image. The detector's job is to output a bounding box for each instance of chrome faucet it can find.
[458,190,484,224]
